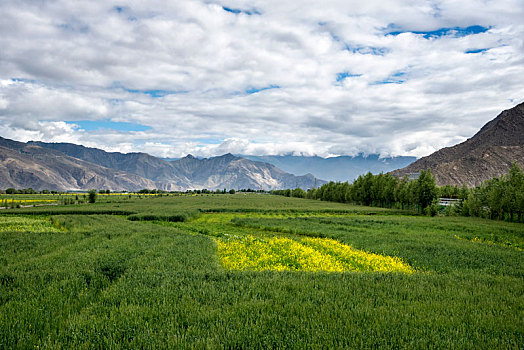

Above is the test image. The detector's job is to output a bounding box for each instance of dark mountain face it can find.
[469,102,524,147]
[391,102,524,186]
[3,138,324,191]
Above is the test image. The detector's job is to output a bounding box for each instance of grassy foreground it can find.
[0,194,522,348]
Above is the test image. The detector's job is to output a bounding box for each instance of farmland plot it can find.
[0,194,522,348]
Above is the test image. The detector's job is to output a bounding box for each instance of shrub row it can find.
[127,210,201,222]
[1,209,135,216]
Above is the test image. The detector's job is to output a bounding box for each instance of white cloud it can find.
[0,121,82,144]
[0,0,523,158]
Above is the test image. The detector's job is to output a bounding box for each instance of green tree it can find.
[516,176,524,223]
[370,173,384,206]
[352,173,373,206]
[414,170,438,213]
[306,187,317,199]
[88,189,97,203]
[455,184,471,216]
[507,162,524,222]
[394,176,410,210]
[459,184,469,200]
[439,185,460,199]
[291,188,306,198]
[486,178,504,220]
[381,174,398,208]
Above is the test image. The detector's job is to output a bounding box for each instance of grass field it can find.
[0,194,522,348]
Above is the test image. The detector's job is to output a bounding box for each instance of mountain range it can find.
[391,102,524,186]
[0,137,325,191]
[2,102,521,191]
[241,154,416,182]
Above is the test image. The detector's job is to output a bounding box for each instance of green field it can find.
[0,194,522,348]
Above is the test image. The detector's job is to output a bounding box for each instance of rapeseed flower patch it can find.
[301,237,415,273]
[0,216,62,233]
[216,235,414,273]
[1,199,56,204]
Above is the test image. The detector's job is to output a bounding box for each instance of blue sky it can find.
[387,25,490,38]
[0,0,523,158]
[68,120,151,132]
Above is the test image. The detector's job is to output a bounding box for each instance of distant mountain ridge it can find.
[0,137,156,191]
[391,102,524,186]
[172,153,322,190]
[28,140,188,186]
[1,137,325,191]
[242,154,416,182]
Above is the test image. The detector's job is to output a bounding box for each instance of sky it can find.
[0,0,523,159]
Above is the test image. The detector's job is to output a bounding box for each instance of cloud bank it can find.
[0,0,523,158]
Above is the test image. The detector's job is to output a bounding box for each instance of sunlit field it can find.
[216,235,415,273]
[0,194,522,348]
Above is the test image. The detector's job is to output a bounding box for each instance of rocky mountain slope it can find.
[28,141,185,182]
[171,153,323,190]
[1,137,325,191]
[391,102,524,186]
[0,138,156,191]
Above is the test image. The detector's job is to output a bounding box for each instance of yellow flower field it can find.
[1,199,56,204]
[216,235,414,273]
[0,216,62,233]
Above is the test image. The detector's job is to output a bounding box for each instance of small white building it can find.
[439,198,462,206]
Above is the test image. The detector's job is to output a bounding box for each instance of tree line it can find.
[272,163,524,222]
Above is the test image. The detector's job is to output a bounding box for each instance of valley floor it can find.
[0,194,522,348]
